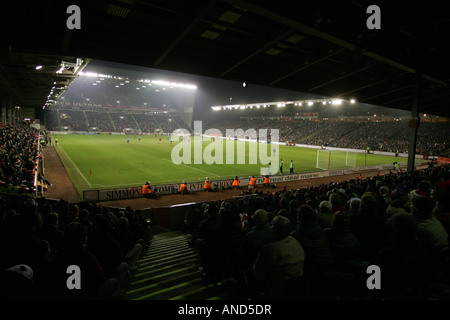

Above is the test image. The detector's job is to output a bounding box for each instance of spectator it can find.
[349,193,386,261]
[36,212,64,255]
[411,196,449,264]
[198,208,243,280]
[324,211,360,262]
[253,215,305,299]
[88,215,129,287]
[48,222,119,299]
[291,204,334,274]
[112,217,143,271]
[330,193,347,213]
[317,200,334,229]
[239,209,273,276]
[375,213,432,298]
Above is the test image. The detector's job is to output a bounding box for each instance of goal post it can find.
[316,149,359,170]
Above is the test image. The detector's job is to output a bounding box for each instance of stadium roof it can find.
[1,0,450,117]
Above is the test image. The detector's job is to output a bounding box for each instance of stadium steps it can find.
[108,112,116,131]
[83,110,89,129]
[149,113,162,130]
[131,114,141,132]
[121,231,245,300]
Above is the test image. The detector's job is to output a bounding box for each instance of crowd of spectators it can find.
[109,113,139,133]
[186,163,450,299]
[59,110,89,132]
[1,126,450,299]
[44,109,191,134]
[133,113,160,133]
[0,195,151,299]
[84,111,115,132]
[0,124,40,192]
[43,108,449,157]
[206,118,450,157]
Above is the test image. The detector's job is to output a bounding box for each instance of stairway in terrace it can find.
[120,230,246,300]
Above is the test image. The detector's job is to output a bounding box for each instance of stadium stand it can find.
[205,117,450,157]
[2,141,450,299]
[0,124,40,196]
[44,108,192,135]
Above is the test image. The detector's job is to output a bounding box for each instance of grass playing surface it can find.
[51,134,409,196]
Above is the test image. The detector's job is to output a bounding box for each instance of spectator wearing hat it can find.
[253,215,304,299]
[0,264,35,299]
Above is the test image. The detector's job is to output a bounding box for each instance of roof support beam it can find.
[269,48,345,85]
[222,0,447,86]
[154,0,218,66]
[362,84,414,103]
[339,79,387,96]
[220,28,294,77]
[307,61,381,92]
[392,87,450,109]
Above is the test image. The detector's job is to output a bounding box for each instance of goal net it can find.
[316,149,358,170]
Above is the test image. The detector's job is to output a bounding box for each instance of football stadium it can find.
[1,0,450,306]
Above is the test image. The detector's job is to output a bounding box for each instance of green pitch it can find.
[51,134,410,197]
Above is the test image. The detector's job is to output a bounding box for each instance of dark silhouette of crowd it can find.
[186,163,450,299]
[0,195,151,299]
[2,121,450,300]
[1,159,450,299]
